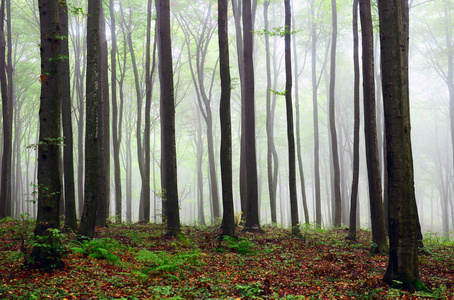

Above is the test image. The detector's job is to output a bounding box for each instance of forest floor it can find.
[0,218,453,299]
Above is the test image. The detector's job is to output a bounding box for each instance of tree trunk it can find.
[329,0,342,228]
[219,0,235,238]
[109,0,122,223]
[80,0,101,238]
[284,0,300,237]
[0,0,11,219]
[310,0,322,228]
[292,0,309,225]
[359,0,388,254]
[243,0,261,232]
[264,1,279,224]
[31,0,63,269]
[73,15,86,217]
[156,0,180,236]
[144,0,157,223]
[232,0,247,219]
[60,3,77,230]
[96,3,110,226]
[378,0,424,289]
[120,3,146,221]
[347,0,360,241]
[196,115,205,226]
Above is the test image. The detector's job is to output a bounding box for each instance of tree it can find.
[31,0,63,269]
[143,0,157,223]
[59,2,77,230]
[264,0,279,224]
[378,0,425,290]
[80,0,101,238]
[243,0,261,232]
[347,0,360,241]
[292,0,309,225]
[329,0,342,227]
[108,0,122,223]
[219,0,235,237]
[119,2,146,222]
[96,3,110,226]
[232,0,247,219]
[310,0,322,228]
[156,0,180,236]
[359,0,388,254]
[284,0,301,237]
[0,0,11,219]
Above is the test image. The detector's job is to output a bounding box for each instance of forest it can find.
[0,0,453,298]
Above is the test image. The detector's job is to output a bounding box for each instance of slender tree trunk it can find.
[31,0,63,269]
[232,0,247,219]
[74,19,86,217]
[243,0,261,232]
[96,3,110,226]
[120,3,146,221]
[0,0,11,219]
[347,0,360,241]
[156,0,180,236]
[359,0,388,254]
[284,0,300,237]
[144,0,157,223]
[109,0,122,223]
[310,0,321,228]
[80,0,101,238]
[60,3,77,230]
[196,115,205,226]
[219,0,234,237]
[329,0,342,228]
[125,129,132,223]
[292,0,309,224]
[264,1,278,224]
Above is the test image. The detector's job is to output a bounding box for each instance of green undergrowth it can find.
[0,220,453,299]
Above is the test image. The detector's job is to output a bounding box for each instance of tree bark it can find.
[219,0,235,237]
[284,0,300,237]
[310,0,322,228]
[31,0,63,269]
[109,0,122,223]
[243,0,261,232]
[60,3,77,230]
[80,0,101,238]
[292,0,309,225]
[96,3,110,226]
[0,0,11,219]
[144,0,157,223]
[359,0,388,254]
[378,0,424,289]
[264,1,279,224]
[329,0,342,228]
[347,0,360,241]
[232,0,247,219]
[156,0,180,236]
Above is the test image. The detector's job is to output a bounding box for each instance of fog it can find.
[2,0,453,238]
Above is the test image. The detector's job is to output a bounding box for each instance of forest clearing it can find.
[0,220,453,299]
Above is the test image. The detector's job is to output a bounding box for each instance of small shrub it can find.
[136,249,203,281]
[222,235,256,255]
[71,237,121,263]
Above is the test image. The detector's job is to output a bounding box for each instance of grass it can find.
[0,220,453,299]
